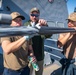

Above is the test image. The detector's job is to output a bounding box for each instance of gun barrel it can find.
[0,26,75,37]
[39,26,76,34]
[0,14,12,24]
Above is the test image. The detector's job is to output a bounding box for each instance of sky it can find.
[67,0,76,14]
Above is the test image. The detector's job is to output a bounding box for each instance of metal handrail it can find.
[44,45,63,52]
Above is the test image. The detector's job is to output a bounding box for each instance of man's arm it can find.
[28,40,37,63]
[38,19,52,38]
[1,36,30,54]
[57,33,71,48]
[28,40,34,56]
[28,45,34,56]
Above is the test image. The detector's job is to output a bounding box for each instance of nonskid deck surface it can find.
[32,61,62,75]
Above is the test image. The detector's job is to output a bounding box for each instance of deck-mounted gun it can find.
[0,13,76,37]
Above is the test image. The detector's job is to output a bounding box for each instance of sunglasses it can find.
[68,20,75,23]
[30,14,39,17]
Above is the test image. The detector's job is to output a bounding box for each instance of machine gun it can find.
[0,13,76,62]
[0,25,76,37]
[0,13,76,37]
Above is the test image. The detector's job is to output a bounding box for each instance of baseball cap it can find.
[30,7,40,13]
[10,12,25,20]
[67,12,76,21]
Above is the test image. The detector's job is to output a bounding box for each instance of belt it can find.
[4,68,23,72]
[17,65,28,72]
[16,68,24,72]
[5,66,28,72]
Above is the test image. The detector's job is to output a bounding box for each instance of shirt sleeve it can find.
[1,37,11,43]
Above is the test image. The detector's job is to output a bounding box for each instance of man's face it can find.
[30,11,40,22]
[11,17,22,26]
[68,20,76,27]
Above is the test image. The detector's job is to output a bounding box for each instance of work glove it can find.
[23,35,34,41]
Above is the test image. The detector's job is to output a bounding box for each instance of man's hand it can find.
[70,32,76,35]
[38,19,47,26]
[70,27,76,35]
[28,56,37,63]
